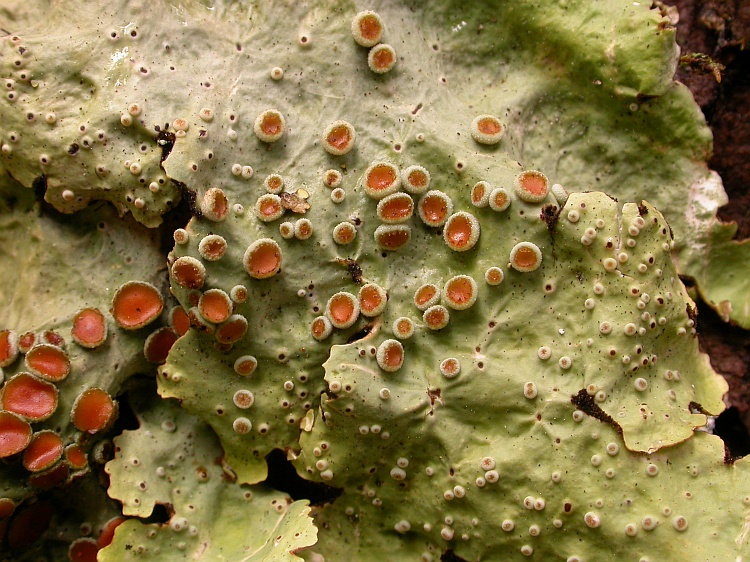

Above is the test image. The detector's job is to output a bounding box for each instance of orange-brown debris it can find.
[71,308,107,348]
[0,373,58,421]
[71,388,117,434]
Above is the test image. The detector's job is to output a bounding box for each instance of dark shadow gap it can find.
[714,407,750,462]
[264,449,343,506]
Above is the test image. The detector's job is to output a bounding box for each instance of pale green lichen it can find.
[1,0,749,560]
[0,171,165,507]
[102,387,316,561]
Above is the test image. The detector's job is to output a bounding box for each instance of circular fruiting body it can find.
[351,11,384,47]
[471,115,505,145]
[509,242,542,272]
[514,171,549,203]
[443,212,480,252]
[368,44,396,73]
[243,239,282,279]
[111,281,163,330]
[254,109,285,142]
[362,162,400,199]
[322,120,356,155]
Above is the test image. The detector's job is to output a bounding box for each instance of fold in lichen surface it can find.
[1,1,750,560]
